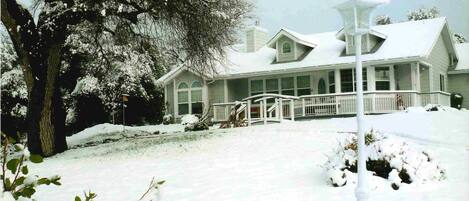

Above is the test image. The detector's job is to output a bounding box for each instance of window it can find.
[177,81,203,115]
[282,42,292,53]
[440,74,445,91]
[341,69,367,93]
[177,82,189,115]
[318,79,326,94]
[297,75,311,96]
[266,78,279,94]
[375,67,390,91]
[328,71,335,94]
[281,77,295,96]
[250,80,264,96]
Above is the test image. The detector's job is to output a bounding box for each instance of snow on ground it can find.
[29,110,469,201]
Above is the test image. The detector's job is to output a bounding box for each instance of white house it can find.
[157,17,468,123]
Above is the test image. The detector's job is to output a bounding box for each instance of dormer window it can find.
[282,42,292,53]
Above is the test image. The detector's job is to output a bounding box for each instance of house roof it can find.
[450,43,469,74]
[159,17,454,83]
[266,28,318,48]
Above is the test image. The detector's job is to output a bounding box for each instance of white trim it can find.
[367,66,375,91]
[173,79,178,117]
[428,65,434,91]
[390,65,396,91]
[202,79,209,112]
[335,69,341,93]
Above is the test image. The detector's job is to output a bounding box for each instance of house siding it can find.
[425,35,451,91]
[448,74,469,108]
[277,36,295,62]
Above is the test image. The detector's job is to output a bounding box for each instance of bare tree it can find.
[1,0,252,156]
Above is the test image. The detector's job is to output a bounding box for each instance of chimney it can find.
[245,21,269,52]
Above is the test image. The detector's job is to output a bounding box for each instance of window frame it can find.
[340,68,368,93]
[375,66,391,91]
[248,75,312,97]
[177,80,204,116]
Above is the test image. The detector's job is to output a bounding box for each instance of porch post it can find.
[203,80,209,114]
[173,79,178,117]
[224,79,229,118]
[335,69,341,93]
[279,99,284,121]
[389,65,396,91]
[411,63,421,106]
[290,99,295,121]
[367,66,375,92]
[263,99,268,125]
[247,100,252,126]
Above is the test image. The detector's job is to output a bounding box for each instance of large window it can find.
[328,71,335,94]
[340,69,367,93]
[281,77,295,96]
[318,78,326,94]
[250,80,264,96]
[282,42,292,53]
[266,78,279,94]
[177,81,203,115]
[440,74,445,91]
[297,75,311,96]
[375,67,390,91]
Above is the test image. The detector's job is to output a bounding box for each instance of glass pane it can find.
[266,79,279,91]
[281,90,295,96]
[328,71,335,84]
[266,90,279,95]
[251,92,263,96]
[178,104,189,115]
[297,89,311,96]
[329,85,336,94]
[297,76,310,88]
[251,80,264,92]
[281,77,294,89]
[191,81,202,88]
[178,91,189,103]
[318,79,326,94]
[191,90,202,102]
[283,42,292,53]
[192,103,203,114]
[341,83,353,93]
[375,67,390,80]
[178,82,188,89]
[376,81,390,90]
[340,69,353,83]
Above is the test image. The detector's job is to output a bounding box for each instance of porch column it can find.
[173,79,178,117]
[334,69,341,93]
[203,80,209,113]
[279,99,284,122]
[290,99,295,121]
[411,63,421,106]
[389,65,396,91]
[428,66,434,92]
[224,79,229,118]
[263,99,268,125]
[367,66,376,91]
[247,100,252,126]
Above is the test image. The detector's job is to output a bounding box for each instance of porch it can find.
[212,90,450,124]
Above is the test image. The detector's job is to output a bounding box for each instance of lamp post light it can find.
[334,0,388,201]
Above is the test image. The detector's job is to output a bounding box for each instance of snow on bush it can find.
[324,130,446,190]
[181,115,208,132]
[405,104,459,113]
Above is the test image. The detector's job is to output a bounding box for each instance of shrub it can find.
[324,130,446,190]
[162,114,174,125]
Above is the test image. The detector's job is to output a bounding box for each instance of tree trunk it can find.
[26,45,68,156]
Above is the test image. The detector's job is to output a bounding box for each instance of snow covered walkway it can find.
[30,110,469,201]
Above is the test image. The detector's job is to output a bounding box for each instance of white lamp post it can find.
[334,0,388,201]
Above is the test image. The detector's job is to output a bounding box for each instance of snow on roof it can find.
[160,17,449,81]
[215,17,448,78]
[454,43,469,71]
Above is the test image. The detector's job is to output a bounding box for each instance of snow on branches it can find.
[407,7,440,21]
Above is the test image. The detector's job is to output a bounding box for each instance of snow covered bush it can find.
[375,15,392,25]
[181,115,208,132]
[324,130,446,190]
[163,114,174,125]
[1,135,61,200]
[407,7,440,21]
[423,104,459,112]
[0,39,28,140]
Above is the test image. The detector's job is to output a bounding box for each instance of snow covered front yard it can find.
[30,110,469,201]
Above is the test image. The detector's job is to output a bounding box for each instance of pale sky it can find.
[252,0,469,38]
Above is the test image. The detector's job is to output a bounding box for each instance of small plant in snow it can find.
[1,134,61,200]
[324,130,446,190]
[138,177,165,201]
[75,190,97,201]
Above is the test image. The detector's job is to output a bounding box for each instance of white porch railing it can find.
[212,91,451,123]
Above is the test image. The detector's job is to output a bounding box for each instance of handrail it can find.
[212,101,245,106]
[242,93,299,101]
